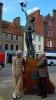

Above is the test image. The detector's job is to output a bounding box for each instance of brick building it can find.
[25,8,56,53]
[28,9,44,35]
[44,10,56,52]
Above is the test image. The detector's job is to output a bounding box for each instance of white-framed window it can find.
[16,35,18,40]
[38,45,41,50]
[11,35,13,40]
[38,36,41,41]
[5,34,8,39]
[5,44,8,50]
[50,41,52,47]
[47,40,52,47]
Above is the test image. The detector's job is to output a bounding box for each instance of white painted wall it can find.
[23,32,44,55]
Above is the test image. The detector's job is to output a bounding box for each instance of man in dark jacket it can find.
[37,52,48,98]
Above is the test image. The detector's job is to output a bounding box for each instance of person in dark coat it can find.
[37,52,48,98]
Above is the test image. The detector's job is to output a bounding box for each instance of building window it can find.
[38,45,41,50]
[47,41,50,47]
[48,21,52,27]
[5,34,8,39]
[0,45,2,51]
[47,40,52,47]
[16,35,18,40]
[47,31,52,37]
[38,36,41,41]
[50,41,52,47]
[5,44,8,50]
[16,45,18,50]
[11,45,13,50]
[50,32,52,37]
[11,35,13,40]
[47,31,49,37]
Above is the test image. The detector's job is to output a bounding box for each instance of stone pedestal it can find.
[23,58,55,94]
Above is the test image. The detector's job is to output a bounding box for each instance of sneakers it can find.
[12,93,17,100]
[12,92,21,99]
[17,95,21,99]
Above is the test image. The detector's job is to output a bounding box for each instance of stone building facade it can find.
[0,2,23,52]
[0,2,24,65]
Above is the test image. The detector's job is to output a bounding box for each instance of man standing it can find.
[37,52,48,98]
[12,50,25,100]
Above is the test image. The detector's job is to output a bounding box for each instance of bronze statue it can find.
[20,2,35,57]
[25,16,35,57]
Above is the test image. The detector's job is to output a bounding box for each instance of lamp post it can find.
[19,1,28,21]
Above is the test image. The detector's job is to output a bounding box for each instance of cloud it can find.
[3,6,7,12]
[27,7,39,15]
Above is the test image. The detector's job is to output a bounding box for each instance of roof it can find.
[20,26,26,32]
[1,20,24,36]
[27,7,40,15]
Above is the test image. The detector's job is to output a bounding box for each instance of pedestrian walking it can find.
[12,50,25,100]
[37,52,49,98]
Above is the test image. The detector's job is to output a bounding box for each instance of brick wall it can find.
[28,10,44,35]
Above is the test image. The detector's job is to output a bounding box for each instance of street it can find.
[0,66,12,77]
[0,66,56,100]
[0,65,56,77]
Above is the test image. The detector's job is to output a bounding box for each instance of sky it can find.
[0,0,56,26]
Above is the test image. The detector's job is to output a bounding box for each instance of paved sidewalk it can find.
[0,96,4,100]
[0,73,56,100]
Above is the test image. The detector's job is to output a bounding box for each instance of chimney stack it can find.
[0,2,3,20]
[37,9,40,15]
[13,17,20,28]
[53,9,56,16]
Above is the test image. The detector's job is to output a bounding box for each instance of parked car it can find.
[46,52,56,66]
